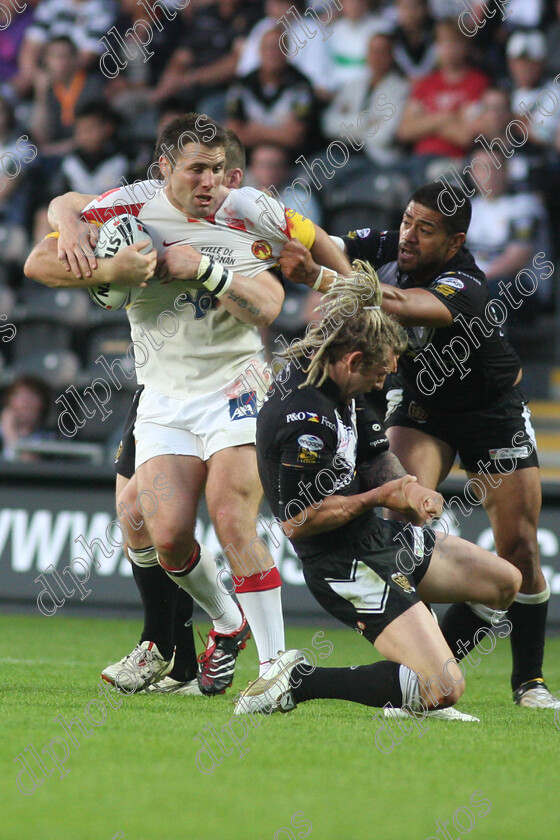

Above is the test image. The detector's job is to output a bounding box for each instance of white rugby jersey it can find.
[82,183,315,399]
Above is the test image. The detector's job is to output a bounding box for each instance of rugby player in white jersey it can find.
[25,113,351,693]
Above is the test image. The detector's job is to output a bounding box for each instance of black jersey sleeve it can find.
[342,229,399,268]
[355,396,390,463]
[275,409,339,520]
[424,269,489,320]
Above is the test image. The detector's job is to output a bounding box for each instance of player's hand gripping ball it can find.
[88,214,153,310]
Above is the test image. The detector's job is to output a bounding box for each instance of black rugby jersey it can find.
[257,364,390,560]
[344,229,521,412]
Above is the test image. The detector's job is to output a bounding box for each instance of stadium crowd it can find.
[0,0,558,453]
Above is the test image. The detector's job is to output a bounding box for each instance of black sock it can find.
[168,589,197,682]
[508,599,548,691]
[439,603,491,660]
[132,562,178,661]
[292,661,403,708]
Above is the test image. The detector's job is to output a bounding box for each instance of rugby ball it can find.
[88,214,153,310]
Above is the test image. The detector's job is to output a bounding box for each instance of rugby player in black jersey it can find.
[233,266,520,718]
[279,182,558,710]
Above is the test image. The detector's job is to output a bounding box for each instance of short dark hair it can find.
[47,35,78,54]
[154,112,228,169]
[75,100,119,127]
[409,182,472,235]
[224,127,246,173]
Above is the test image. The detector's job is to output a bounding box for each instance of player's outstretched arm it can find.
[24,236,157,289]
[380,283,453,327]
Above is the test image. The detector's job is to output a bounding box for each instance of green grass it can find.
[2,614,559,840]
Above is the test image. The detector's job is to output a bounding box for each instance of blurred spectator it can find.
[236,0,335,100]
[30,36,105,156]
[466,149,549,315]
[226,28,317,154]
[151,0,261,121]
[506,30,560,151]
[545,1,560,78]
[102,0,183,129]
[0,97,34,282]
[326,0,394,90]
[391,0,436,80]
[51,101,127,196]
[322,32,409,166]
[397,19,489,164]
[0,375,54,461]
[469,0,545,32]
[246,142,322,223]
[0,0,38,99]
[19,0,116,92]
[468,87,547,194]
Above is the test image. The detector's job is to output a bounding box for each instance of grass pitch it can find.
[2,613,559,840]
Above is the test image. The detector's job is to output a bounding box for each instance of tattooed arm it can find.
[358,452,443,523]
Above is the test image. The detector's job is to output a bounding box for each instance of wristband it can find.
[196,255,234,297]
[312,265,325,291]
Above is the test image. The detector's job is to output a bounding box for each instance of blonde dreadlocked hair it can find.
[281,260,408,389]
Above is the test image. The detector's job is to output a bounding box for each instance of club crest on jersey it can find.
[229,392,257,420]
[356,228,371,238]
[251,239,273,260]
[391,573,415,593]
[407,401,429,423]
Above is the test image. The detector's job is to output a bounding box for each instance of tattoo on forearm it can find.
[359,452,406,489]
[226,288,261,318]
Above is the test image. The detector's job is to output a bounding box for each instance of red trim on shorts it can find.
[234,568,281,593]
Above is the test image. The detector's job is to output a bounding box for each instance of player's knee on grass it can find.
[420,667,465,709]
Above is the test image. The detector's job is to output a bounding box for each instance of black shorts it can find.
[384,386,539,474]
[301,519,435,644]
[115,386,143,480]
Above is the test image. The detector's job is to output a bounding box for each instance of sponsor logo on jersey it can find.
[114,441,123,463]
[346,230,358,239]
[433,283,459,298]
[297,447,319,464]
[408,401,429,423]
[369,437,389,448]
[286,411,320,423]
[391,572,415,593]
[489,446,531,460]
[356,228,371,238]
[229,392,257,420]
[371,423,381,431]
[297,434,324,451]
[321,415,336,430]
[436,276,465,290]
[162,238,188,247]
[251,239,273,260]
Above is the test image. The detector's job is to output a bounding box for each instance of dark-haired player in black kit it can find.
[279,182,558,710]
[233,267,520,718]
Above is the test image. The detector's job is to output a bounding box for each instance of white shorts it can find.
[134,383,260,468]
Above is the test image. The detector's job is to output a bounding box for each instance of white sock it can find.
[161,543,241,635]
[236,586,285,676]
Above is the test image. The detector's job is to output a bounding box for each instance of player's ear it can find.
[226,168,243,189]
[159,155,172,178]
[347,351,364,373]
[450,231,466,254]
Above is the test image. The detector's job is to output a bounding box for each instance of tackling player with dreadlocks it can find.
[234,263,520,718]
